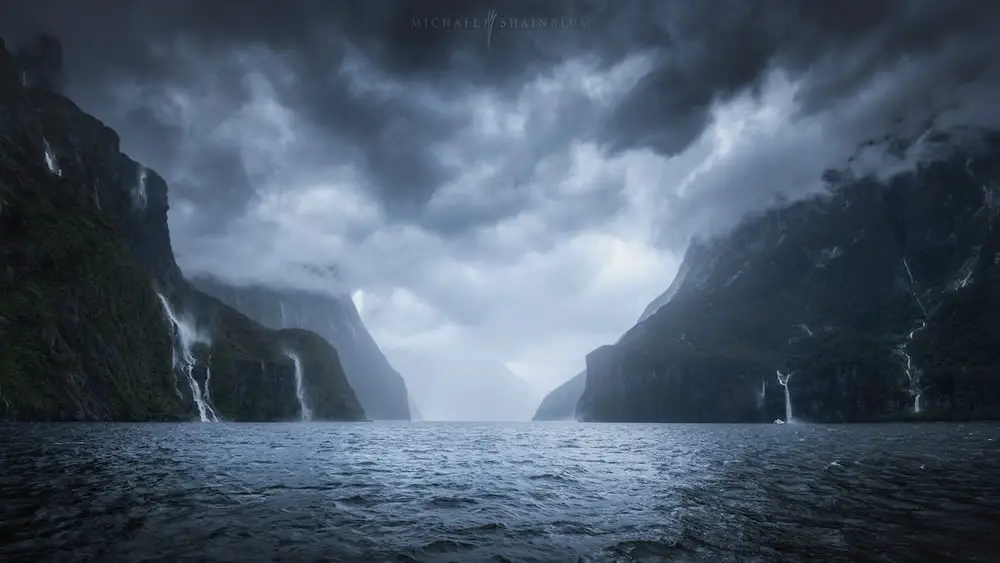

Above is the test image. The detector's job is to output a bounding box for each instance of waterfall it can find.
[133,166,148,211]
[756,378,766,408]
[156,292,219,422]
[897,322,927,413]
[900,257,927,413]
[902,258,927,315]
[776,370,793,423]
[284,350,313,421]
[43,139,61,176]
[279,300,287,328]
[204,354,216,409]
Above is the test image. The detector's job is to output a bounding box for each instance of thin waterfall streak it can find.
[776,370,793,423]
[156,291,218,422]
[284,350,313,421]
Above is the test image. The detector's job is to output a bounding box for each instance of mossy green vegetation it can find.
[0,133,184,420]
[0,38,365,422]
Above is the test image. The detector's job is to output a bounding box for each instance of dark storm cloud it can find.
[2,0,1000,236]
[0,0,635,232]
[602,0,1000,158]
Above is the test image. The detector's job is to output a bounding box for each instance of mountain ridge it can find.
[580,130,1000,423]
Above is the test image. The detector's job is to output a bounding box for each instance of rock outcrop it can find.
[580,131,1000,423]
[0,36,365,421]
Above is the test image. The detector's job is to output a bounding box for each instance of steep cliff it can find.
[580,131,1000,423]
[0,37,183,420]
[190,276,411,420]
[0,36,364,421]
[532,370,586,421]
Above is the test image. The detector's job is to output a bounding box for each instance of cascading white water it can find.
[43,139,61,176]
[897,322,927,413]
[133,166,148,211]
[284,350,313,421]
[902,258,927,315]
[156,292,219,422]
[776,370,793,423]
[900,257,927,413]
[757,378,766,408]
[204,354,216,408]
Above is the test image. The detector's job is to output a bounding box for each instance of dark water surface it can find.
[2,422,999,562]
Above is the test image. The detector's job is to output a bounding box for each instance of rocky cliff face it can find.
[0,38,181,420]
[532,370,586,421]
[0,37,365,421]
[190,276,411,420]
[580,131,1000,423]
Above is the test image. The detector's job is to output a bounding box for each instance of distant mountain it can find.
[580,130,1000,423]
[191,277,412,420]
[532,371,586,421]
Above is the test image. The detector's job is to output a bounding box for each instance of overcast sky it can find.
[3,0,1000,396]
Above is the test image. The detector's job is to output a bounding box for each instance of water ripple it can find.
[2,422,1000,562]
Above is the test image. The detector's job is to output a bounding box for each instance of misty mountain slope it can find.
[533,371,586,421]
[580,131,1000,423]
[0,36,364,421]
[190,276,411,420]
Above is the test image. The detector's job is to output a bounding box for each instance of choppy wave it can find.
[2,422,999,562]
